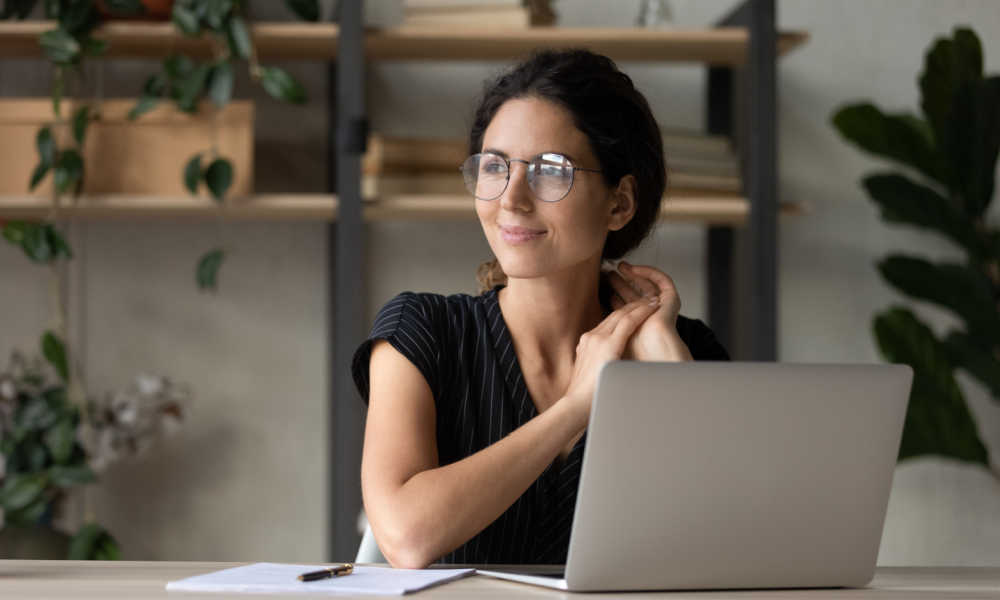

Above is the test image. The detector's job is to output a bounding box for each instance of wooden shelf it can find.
[0,194,804,225]
[0,22,808,64]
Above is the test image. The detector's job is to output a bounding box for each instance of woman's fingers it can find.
[611,297,660,339]
[607,269,641,304]
[594,296,656,335]
[621,262,677,300]
[616,262,659,299]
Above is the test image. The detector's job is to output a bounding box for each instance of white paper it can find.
[166,562,475,596]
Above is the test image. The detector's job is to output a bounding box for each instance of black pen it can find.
[298,563,354,581]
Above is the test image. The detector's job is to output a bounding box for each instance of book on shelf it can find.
[661,129,734,157]
[363,135,469,175]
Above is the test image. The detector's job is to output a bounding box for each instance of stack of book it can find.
[362,135,468,198]
[661,129,741,197]
[361,132,742,201]
[401,0,554,28]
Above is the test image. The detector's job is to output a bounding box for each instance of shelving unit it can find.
[0,2,805,560]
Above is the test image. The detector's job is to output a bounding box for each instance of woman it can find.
[351,49,729,569]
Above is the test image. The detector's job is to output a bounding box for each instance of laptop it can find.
[477,361,912,592]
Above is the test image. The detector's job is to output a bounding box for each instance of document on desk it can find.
[165,562,475,595]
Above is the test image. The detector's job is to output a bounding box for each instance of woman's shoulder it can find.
[375,288,493,327]
[675,314,731,361]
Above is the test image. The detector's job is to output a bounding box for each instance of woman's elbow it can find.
[376,522,439,569]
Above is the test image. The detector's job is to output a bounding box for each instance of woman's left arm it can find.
[606,261,693,362]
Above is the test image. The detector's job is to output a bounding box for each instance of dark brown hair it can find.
[469,49,666,296]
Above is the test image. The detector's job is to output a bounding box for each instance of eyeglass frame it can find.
[459,150,604,203]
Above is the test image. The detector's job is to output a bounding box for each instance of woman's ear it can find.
[608,174,638,232]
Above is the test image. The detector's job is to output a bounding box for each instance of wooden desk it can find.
[0,561,997,599]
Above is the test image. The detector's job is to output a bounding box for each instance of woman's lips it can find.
[500,225,546,243]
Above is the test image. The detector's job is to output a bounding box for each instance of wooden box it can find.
[0,98,253,198]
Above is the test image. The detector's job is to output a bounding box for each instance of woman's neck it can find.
[497,262,606,377]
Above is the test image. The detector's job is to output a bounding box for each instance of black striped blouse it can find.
[351,284,730,565]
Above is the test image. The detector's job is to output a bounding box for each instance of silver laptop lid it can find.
[565,362,911,591]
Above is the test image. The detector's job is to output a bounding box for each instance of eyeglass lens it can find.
[461,152,575,202]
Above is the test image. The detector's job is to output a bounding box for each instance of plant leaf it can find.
[196,248,225,291]
[42,330,69,381]
[258,66,306,104]
[2,221,28,244]
[54,149,84,194]
[36,126,55,167]
[102,0,145,16]
[58,0,97,35]
[226,15,252,60]
[142,71,168,96]
[873,306,989,465]
[0,472,48,511]
[204,158,233,202]
[82,36,108,57]
[920,27,982,152]
[39,27,80,64]
[5,496,49,526]
[942,331,1000,403]
[94,535,122,560]
[831,104,943,184]
[43,418,76,464]
[177,63,211,113]
[45,224,73,259]
[183,153,202,195]
[204,0,233,30]
[164,54,195,80]
[958,76,1000,218]
[284,0,319,21]
[16,395,59,432]
[128,95,159,120]
[69,522,118,560]
[208,61,234,107]
[72,104,89,146]
[171,2,201,35]
[49,465,96,487]
[21,223,51,262]
[862,173,985,257]
[29,162,50,191]
[877,255,1000,341]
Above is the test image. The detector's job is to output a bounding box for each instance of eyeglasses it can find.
[459,151,603,203]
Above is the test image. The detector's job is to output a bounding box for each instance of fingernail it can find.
[648,295,660,306]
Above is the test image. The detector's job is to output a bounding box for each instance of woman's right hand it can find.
[562,296,662,421]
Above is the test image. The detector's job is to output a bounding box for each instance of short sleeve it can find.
[351,292,442,405]
[676,316,731,361]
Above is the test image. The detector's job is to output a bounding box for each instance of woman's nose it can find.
[499,162,533,212]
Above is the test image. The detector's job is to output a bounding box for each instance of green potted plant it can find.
[0,337,187,559]
[0,0,319,558]
[832,26,999,480]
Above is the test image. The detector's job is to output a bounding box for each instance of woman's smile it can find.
[500,224,547,244]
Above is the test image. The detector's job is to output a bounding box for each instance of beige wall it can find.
[1,0,998,565]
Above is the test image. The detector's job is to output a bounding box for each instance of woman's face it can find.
[475,97,627,284]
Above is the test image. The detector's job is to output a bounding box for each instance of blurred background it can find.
[0,0,997,566]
